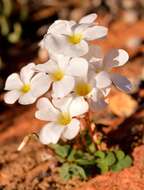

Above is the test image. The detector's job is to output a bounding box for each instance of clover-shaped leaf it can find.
[111,154,132,172]
[115,150,125,161]
[105,152,116,166]
[50,144,71,158]
[59,163,86,180]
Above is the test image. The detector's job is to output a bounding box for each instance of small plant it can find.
[4,13,133,180]
[49,143,132,180]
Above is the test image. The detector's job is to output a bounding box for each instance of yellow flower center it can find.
[21,84,31,93]
[52,69,64,81]
[68,33,83,44]
[75,82,92,96]
[57,112,72,126]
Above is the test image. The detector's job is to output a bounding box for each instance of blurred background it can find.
[0,1,144,189]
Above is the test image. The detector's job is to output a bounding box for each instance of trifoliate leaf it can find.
[95,151,105,159]
[115,150,125,161]
[59,163,71,180]
[105,152,116,166]
[50,144,71,158]
[69,164,87,180]
[119,155,132,168]
[59,163,87,180]
[97,160,109,173]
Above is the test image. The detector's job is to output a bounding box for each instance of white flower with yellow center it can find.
[36,54,88,98]
[42,13,108,57]
[74,76,108,111]
[86,46,132,95]
[35,96,89,144]
[4,63,51,105]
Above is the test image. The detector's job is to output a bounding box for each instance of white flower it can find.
[87,46,132,94]
[35,96,89,144]
[36,54,88,98]
[73,75,108,111]
[42,13,108,57]
[4,63,51,105]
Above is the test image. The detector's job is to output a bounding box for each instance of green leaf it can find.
[111,162,122,172]
[50,144,71,158]
[75,150,84,159]
[56,156,65,163]
[88,143,96,154]
[105,152,116,166]
[67,149,76,161]
[59,163,71,180]
[96,160,109,173]
[111,155,132,172]
[95,151,105,159]
[76,158,96,166]
[69,164,87,180]
[119,155,132,168]
[115,150,125,161]
[59,163,87,180]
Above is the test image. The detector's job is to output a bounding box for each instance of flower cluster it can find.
[4,13,132,144]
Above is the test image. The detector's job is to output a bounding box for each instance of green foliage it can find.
[50,143,132,180]
[111,151,132,172]
[96,151,116,173]
[0,0,27,43]
[59,163,86,180]
[49,144,71,158]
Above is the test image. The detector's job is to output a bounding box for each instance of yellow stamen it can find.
[68,33,83,44]
[52,69,64,81]
[75,82,92,96]
[57,112,72,126]
[21,84,31,93]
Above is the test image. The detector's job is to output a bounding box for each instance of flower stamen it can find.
[58,112,72,125]
[68,33,83,44]
[21,84,31,93]
[75,82,92,96]
[52,69,64,81]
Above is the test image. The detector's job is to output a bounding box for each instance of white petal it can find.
[48,20,73,35]
[62,119,80,140]
[4,90,21,104]
[52,76,75,98]
[39,122,64,144]
[4,73,23,90]
[103,49,129,68]
[56,54,70,71]
[52,96,73,112]
[95,71,112,89]
[30,73,51,98]
[44,34,88,57]
[35,60,58,74]
[35,97,59,121]
[89,98,107,112]
[111,73,132,93]
[74,23,90,34]
[84,26,108,40]
[79,13,97,24]
[69,96,89,117]
[66,57,88,77]
[18,92,36,105]
[69,40,88,57]
[84,44,103,61]
[20,63,35,84]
